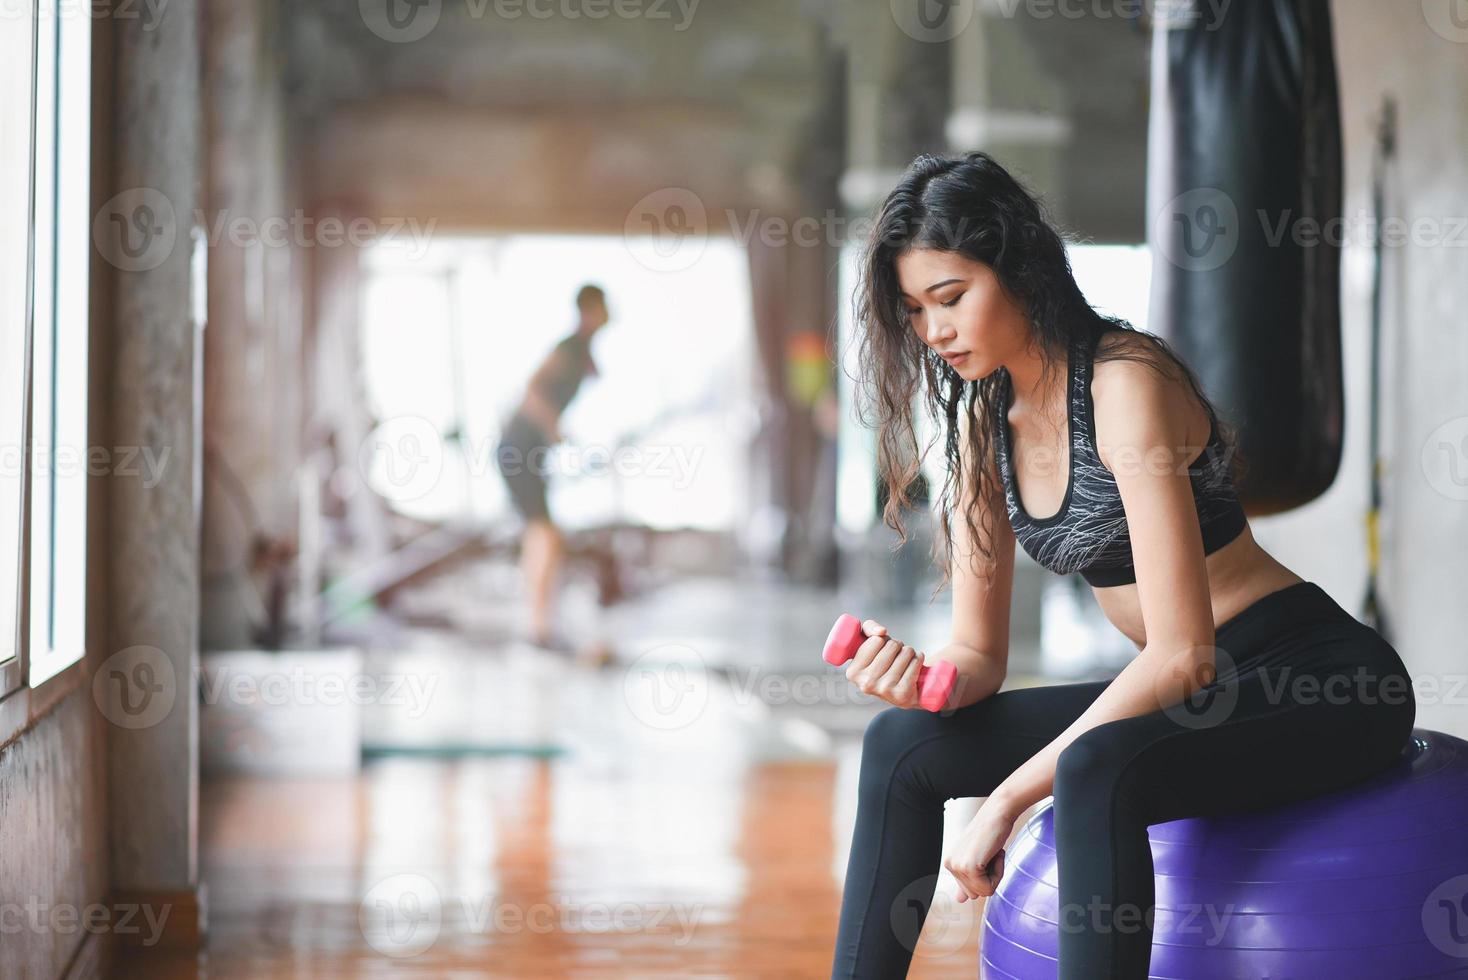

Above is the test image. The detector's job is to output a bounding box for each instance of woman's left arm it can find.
[947,355,1221,900]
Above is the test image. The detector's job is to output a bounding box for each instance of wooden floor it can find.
[118,574,1010,978]
[119,756,987,979]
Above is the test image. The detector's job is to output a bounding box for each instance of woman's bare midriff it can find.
[1092,522,1306,650]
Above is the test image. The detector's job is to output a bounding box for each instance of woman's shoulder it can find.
[1090,329,1211,457]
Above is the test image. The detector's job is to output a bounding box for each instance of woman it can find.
[829,152,1416,979]
[496,284,607,651]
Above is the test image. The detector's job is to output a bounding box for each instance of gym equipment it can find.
[1362,95,1397,641]
[823,614,957,712]
[1147,0,1344,514]
[980,729,1468,978]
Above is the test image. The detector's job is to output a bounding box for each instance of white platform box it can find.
[200,648,364,776]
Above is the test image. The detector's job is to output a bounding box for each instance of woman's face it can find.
[894,248,1028,382]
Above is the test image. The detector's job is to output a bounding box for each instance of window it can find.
[0,2,93,698]
[359,234,754,532]
[28,2,92,686]
[0,2,37,699]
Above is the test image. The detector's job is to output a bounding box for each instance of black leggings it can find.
[829,581,1417,979]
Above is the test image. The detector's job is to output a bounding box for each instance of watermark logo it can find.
[360,0,443,42]
[622,644,710,731]
[94,188,177,273]
[93,646,177,729]
[1152,187,1239,272]
[359,873,443,958]
[1422,0,1468,43]
[890,873,977,957]
[199,666,441,719]
[1155,643,1239,730]
[359,415,446,504]
[624,188,708,273]
[1422,415,1468,501]
[891,0,975,42]
[0,899,172,946]
[1423,874,1468,958]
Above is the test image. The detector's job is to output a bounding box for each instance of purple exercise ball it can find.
[980,729,1468,979]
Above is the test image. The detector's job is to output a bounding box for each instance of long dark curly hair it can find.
[850,150,1246,594]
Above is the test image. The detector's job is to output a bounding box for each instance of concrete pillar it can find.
[200,0,304,650]
[945,9,1069,205]
[833,5,951,594]
[838,3,951,213]
[307,211,392,611]
[105,0,204,944]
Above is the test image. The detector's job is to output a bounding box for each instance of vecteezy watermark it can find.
[94,189,438,273]
[1421,0,1468,44]
[0,899,172,947]
[357,415,706,505]
[1249,666,1417,709]
[617,657,972,733]
[1154,643,1240,730]
[94,188,179,274]
[1151,187,1241,273]
[1423,874,1468,959]
[2,0,170,30]
[890,0,976,42]
[1421,415,1468,502]
[94,649,443,729]
[359,874,443,958]
[92,646,178,730]
[622,644,711,731]
[0,444,172,489]
[725,208,883,251]
[1004,438,1237,487]
[1059,895,1235,944]
[623,188,709,273]
[1153,189,1468,272]
[358,873,705,958]
[357,0,700,43]
[890,873,980,958]
[1257,209,1468,250]
[198,666,441,719]
[196,210,438,260]
[456,894,704,943]
[496,443,705,485]
[625,193,992,270]
[358,416,448,505]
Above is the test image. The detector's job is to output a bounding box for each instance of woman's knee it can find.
[1054,724,1139,808]
[857,706,947,798]
[861,706,936,765]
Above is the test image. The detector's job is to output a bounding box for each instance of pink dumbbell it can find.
[822,614,957,712]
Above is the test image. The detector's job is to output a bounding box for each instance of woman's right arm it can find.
[936,400,1015,708]
[847,404,1016,711]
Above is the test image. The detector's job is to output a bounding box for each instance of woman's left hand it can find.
[944,799,1019,903]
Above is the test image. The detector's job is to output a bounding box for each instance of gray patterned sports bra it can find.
[992,327,1247,588]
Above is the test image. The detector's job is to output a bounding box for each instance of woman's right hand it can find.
[844,619,928,710]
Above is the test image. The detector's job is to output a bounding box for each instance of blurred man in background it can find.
[496,284,610,651]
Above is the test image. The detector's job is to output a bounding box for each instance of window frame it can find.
[0,0,93,710]
[0,0,39,705]
[27,0,92,688]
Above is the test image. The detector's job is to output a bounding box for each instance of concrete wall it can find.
[0,12,116,979]
[106,0,202,896]
[0,695,109,976]
[1253,1,1468,738]
[200,0,308,650]
[1,1,204,975]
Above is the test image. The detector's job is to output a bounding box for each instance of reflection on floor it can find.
[126,570,1057,977]
[117,757,991,978]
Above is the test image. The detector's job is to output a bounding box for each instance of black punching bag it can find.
[1146,0,1344,514]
